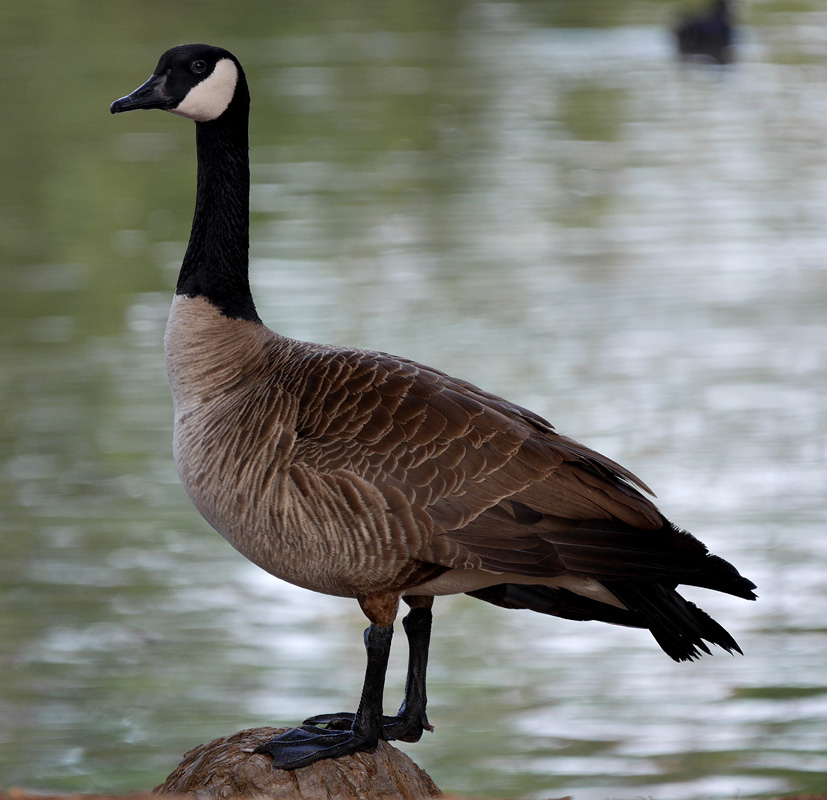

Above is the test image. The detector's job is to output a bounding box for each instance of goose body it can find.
[166,292,657,606]
[112,45,755,770]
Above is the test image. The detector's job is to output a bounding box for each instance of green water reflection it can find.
[2,1,827,798]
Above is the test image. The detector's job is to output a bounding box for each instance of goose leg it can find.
[389,605,434,741]
[303,604,434,743]
[253,623,393,770]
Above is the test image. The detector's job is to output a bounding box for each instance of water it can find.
[1,2,826,798]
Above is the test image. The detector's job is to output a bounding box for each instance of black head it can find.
[110,44,248,123]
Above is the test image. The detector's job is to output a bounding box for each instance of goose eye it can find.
[191,60,207,74]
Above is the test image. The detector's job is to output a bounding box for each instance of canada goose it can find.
[110,44,756,771]
[674,0,734,65]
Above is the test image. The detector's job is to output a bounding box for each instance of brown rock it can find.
[154,727,442,800]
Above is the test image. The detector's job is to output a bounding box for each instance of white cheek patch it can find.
[170,58,238,122]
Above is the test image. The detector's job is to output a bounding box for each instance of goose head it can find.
[110,44,247,123]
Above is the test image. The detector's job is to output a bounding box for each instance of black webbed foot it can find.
[302,710,433,743]
[252,723,380,770]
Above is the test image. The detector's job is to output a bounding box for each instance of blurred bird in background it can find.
[674,0,735,64]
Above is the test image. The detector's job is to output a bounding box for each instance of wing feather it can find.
[282,344,753,599]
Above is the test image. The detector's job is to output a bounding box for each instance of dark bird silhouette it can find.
[110,44,756,771]
[675,0,735,64]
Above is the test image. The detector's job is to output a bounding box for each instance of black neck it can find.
[176,91,260,322]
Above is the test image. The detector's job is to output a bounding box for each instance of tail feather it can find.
[467,583,644,627]
[468,580,744,662]
[547,519,757,601]
[608,581,742,661]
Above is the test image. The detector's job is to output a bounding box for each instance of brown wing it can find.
[283,344,681,582]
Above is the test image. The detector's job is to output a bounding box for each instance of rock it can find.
[154,727,442,800]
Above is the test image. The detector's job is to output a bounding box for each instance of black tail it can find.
[468,579,745,662]
[608,581,742,661]
[545,519,757,602]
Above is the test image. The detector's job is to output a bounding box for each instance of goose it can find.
[110,44,756,771]
[674,0,734,65]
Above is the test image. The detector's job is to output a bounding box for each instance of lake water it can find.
[1,2,826,798]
